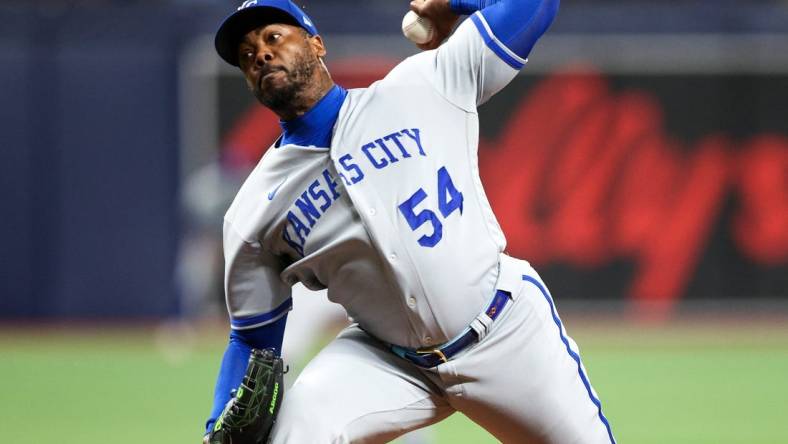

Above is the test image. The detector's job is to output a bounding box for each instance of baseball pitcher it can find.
[203,0,616,442]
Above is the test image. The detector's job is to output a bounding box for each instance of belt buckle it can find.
[416,347,448,364]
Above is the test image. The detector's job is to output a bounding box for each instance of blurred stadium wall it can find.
[1,0,786,320]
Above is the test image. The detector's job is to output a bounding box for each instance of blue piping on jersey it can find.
[279,84,348,148]
[470,13,527,70]
[230,297,293,329]
[522,275,617,444]
[453,0,559,64]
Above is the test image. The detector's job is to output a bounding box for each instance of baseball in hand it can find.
[401,10,434,45]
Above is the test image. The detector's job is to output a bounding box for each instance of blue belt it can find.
[390,289,512,368]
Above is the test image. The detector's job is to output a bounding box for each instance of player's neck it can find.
[274,71,335,122]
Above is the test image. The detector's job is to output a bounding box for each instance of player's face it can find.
[237,23,326,110]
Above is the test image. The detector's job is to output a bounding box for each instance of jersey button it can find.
[389,253,397,261]
[407,297,417,308]
[424,336,433,345]
[368,208,377,216]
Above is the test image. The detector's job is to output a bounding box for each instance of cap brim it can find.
[215,6,302,66]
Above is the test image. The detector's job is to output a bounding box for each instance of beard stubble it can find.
[252,45,317,112]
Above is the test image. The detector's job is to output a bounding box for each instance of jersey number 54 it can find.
[398,166,464,248]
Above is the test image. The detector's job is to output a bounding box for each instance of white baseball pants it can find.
[270,257,615,444]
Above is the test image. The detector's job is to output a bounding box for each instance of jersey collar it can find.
[279,84,348,148]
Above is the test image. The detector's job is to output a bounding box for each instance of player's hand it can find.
[409,0,459,50]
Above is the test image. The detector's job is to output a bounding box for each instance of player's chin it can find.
[260,70,289,89]
[255,83,297,109]
[254,78,285,97]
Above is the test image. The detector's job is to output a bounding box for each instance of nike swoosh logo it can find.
[268,177,288,201]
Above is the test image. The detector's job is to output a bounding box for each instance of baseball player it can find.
[204,0,616,442]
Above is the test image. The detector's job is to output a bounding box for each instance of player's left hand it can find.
[205,349,285,444]
[409,0,460,50]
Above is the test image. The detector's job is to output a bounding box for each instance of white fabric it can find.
[469,312,493,341]
[270,257,612,444]
[222,16,519,347]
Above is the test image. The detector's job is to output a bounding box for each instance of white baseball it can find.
[401,10,434,45]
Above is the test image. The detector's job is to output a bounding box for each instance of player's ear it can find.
[308,34,327,58]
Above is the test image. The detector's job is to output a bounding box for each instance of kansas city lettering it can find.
[337,128,428,186]
[282,168,342,256]
[281,128,428,256]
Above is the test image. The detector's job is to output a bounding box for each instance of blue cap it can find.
[215,0,319,66]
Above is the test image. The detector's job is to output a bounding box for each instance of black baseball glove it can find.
[206,348,285,444]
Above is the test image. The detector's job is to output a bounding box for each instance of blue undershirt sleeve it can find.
[449,0,559,60]
[204,314,288,435]
[450,0,498,15]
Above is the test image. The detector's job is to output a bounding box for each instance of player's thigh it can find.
[271,325,453,444]
[446,273,614,444]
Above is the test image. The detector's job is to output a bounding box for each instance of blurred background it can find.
[1,0,786,443]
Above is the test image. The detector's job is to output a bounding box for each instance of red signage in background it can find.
[480,70,787,311]
[220,65,788,312]
[734,136,788,265]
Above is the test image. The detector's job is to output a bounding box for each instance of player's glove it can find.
[206,348,285,444]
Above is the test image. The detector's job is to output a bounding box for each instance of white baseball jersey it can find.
[223,13,525,349]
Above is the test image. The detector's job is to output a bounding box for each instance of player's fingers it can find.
[420,21,453,51]
[409,1,424,14]
[417,37,440,51]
